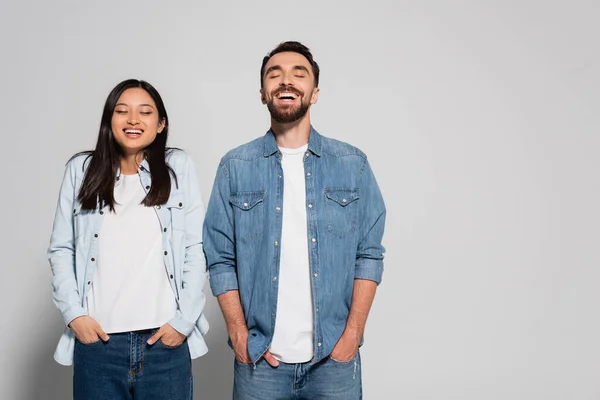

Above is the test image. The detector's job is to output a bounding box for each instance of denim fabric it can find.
[48,150,209,365]
[233,353,362,400]
[204,128,386,364]
[73,330,192,400]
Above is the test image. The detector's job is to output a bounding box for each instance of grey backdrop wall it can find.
[1,0,598,399]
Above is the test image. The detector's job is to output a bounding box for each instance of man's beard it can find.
[267,99,310,124]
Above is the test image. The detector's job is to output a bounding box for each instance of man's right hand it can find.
[69,316,110,344]
[230,329,279,367]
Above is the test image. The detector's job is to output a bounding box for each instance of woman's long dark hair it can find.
[74,79,176,211]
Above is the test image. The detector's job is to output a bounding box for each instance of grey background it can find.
[1,0,598,399]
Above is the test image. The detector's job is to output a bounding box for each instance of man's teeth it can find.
[278,92,297,99]
[125,129,142,134]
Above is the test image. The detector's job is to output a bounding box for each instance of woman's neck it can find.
[120,152,144,175]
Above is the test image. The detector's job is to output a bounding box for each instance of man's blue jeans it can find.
[73,329,192,400]
[233,352,362,399]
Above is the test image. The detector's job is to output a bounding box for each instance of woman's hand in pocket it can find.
[69,316,110,344]
[147,323,185,347]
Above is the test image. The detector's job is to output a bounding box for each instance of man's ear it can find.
[260,88,267,104]
[310,87,320,105]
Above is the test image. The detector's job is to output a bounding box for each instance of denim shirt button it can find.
[274,241,279,246]
[317,342,322,347]
[306,172,311,177]
[273,276,277,281]
[276,206,281,211]
[311,238,316,243]
[308,204,313,209]
[313,273,318,277]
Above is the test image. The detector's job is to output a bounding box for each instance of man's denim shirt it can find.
[203,128,386,364]
[48,150,209,366]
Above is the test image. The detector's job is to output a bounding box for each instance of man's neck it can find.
[271,113,311,149]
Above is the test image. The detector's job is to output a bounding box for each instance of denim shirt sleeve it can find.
[168,154,209,337]
[355,158,387,284]
[48,159,87,327]
[203,160,239,296]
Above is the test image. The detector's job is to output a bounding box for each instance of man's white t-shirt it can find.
[269,144,314,363]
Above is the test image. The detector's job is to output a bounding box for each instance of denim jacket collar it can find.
[115,158,151,186]
[263,126,323,157]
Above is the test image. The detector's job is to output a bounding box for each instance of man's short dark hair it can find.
[260,41,320,88]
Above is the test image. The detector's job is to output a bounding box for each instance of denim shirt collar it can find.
[115,158,151,186]
[263,126,323,157]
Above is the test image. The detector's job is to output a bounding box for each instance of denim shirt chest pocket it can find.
[72,202,100,242]
[324,188,360,238]
[72,202,84,239]
[166,193,186,231]
[229,190,265,243]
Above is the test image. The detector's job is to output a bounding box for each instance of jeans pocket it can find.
[329,353,358,364]
[158,338,187,349]
[75,337,102,346]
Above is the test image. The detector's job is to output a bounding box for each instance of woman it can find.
[48,79,208,399]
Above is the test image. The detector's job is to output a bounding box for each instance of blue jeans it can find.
[73,329,192,400]
[233,352,362,399]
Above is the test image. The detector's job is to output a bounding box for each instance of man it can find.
[203,41,386,399]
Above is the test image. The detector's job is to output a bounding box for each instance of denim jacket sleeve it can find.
[48,159,87,327]
[355,158,387,284]
[203,160,239,296]
[168,154,209,336]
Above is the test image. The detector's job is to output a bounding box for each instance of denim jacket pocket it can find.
[230,191,265,243]
[166,193,186,231]
[325,188,360,238]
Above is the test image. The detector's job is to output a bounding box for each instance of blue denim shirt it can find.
[203,128,386,363]
[48,150,209,366]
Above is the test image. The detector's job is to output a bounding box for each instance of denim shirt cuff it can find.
[63,305,87,327]
[209,272,239,296]
[355,258,384,284]
[169,313,195,337]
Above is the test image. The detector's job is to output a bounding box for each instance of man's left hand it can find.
[330,331,360,362]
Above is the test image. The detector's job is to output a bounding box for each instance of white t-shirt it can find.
[269,144,314,363]
[87,174,177,334]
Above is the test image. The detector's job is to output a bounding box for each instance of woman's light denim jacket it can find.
[48,150,209,366]
[203,128,386,364]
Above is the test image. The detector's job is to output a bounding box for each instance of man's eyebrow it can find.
[265,65,282,76]
[293,65,310,74]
